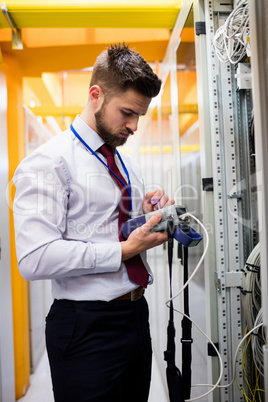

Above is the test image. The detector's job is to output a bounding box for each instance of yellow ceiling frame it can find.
[0,1,182,29]
[29,103,199,118]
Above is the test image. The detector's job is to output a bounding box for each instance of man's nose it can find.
[126,116,139,133]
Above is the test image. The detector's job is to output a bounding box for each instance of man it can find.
[13,44,174,402]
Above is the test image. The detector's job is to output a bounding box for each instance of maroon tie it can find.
[99,144,149,288]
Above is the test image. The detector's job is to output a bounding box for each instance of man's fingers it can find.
[150,190,165,205]
[144,213,162,231]
[144,189,164,204]
[163,198,175,207]
[128,212,167,250]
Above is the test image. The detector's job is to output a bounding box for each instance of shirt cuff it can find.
[91,242,122,273]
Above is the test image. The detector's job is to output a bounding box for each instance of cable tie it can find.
[245,263,260,271]
[245,267,259,274]
[238,287,252,295]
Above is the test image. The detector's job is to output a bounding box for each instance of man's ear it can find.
[89,85,104,110]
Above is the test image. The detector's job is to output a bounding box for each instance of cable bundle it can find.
[241,242,261,331]
[165,217,265,401]
[252,308,266,377]
[240,243,266,399]
[213,0,250,64]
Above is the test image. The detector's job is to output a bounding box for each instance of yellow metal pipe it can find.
[29,105,83,116]
[0,53,30,400]
[29,104,198,118]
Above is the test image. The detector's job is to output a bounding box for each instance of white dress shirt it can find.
[13,116,152,301]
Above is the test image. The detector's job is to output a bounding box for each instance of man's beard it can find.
[95,107,132,149]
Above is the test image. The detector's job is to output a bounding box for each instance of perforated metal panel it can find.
[249,1,268,399]
[204,2,244,401]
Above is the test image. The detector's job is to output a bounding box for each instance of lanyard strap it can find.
[164,217,184,402]
[70,123,132,216]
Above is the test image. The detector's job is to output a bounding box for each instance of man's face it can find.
[94,88,151,148]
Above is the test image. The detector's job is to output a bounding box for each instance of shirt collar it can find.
[71,115,104,152]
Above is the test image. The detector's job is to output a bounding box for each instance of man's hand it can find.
[121,213,168,261]
[142,189,175,214]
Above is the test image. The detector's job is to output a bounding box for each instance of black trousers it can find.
[45,296,152,402]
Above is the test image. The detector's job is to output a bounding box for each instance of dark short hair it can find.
[90,43,162,99]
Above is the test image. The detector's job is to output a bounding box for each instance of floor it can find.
[17,281,208,402]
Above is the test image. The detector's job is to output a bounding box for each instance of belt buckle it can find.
[130,287,143,301]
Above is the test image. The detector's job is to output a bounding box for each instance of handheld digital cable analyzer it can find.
[121,205,203,248]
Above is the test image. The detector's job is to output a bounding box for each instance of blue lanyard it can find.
[70,123,132,217]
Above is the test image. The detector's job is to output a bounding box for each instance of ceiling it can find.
[0,1,182,70]
[0,1,199,137]
[0,1,182,29]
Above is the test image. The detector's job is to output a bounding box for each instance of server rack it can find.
[140,0,267,400]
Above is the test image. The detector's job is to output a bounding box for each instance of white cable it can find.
[240,242,262,389]
[165,212,209,305]
[213,0,250,64]
[241,242,261,330]
[164,213,213,400]
[251,308,266,377]
[219,323,263,390]
[164,213,264,400]
[172,308,223,402]
[172,305,263,401]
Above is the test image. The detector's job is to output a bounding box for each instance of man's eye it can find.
[121,110,131,116]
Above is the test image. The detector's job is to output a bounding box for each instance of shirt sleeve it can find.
[13,151,122,281]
